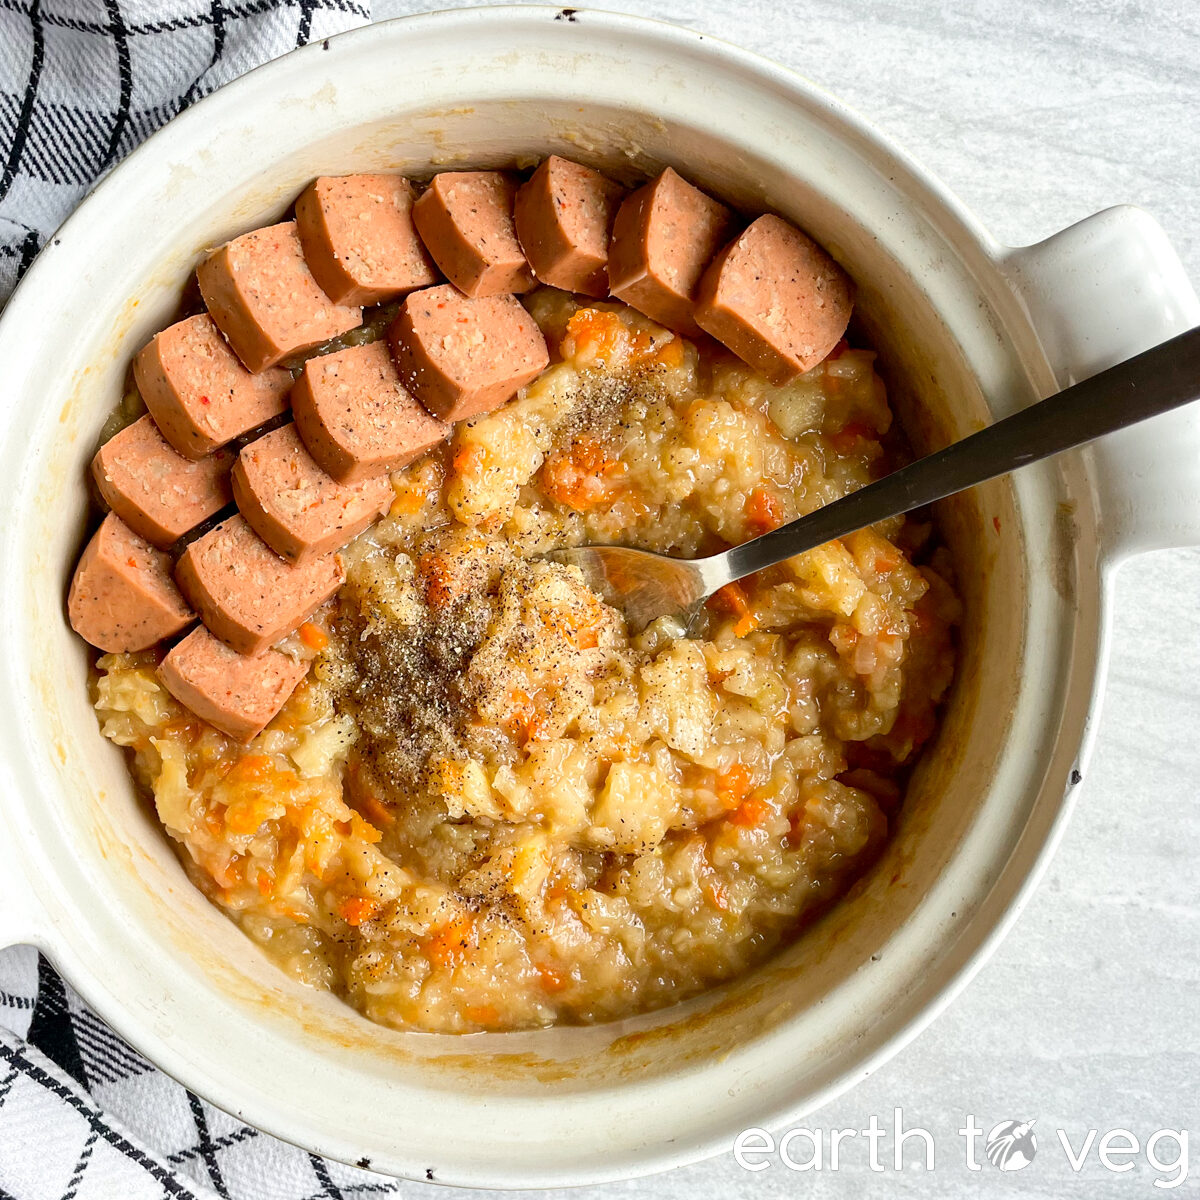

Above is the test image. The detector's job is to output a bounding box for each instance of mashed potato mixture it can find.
[94,290,958,1033]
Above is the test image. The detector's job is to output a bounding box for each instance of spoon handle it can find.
[721,325,1200,582]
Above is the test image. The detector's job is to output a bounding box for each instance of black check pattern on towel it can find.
[0,5,421,1196]
[0,950,407,1196]
[0,0,370,300]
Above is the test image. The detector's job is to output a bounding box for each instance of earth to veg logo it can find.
[733,1109,1190,1187]
[985,1119,1037,1171]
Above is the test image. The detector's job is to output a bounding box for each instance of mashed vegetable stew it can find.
[93,291,958,1032]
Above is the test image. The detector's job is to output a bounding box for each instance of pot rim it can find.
[0,6,1134,1187]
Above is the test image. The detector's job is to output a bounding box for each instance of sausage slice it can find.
[389,284,549,422]
[514,157,624,297]
[231,424,394,563]
[133,314,292,459]
[607,167,736,336]
[411,172,535,298]
[695,215,854,384]
[296,174,440,307]
[291,340,448,483]
[91,415,234,549]
[175,514,344,655]
[197,221,362,372]
[158,626,309,742]
[68,514,194,652]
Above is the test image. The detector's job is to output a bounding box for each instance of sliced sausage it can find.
[91,415,234,549]
[133,313,292,459]
[389,284,549,422]
[291,340,448,483]
[197,221,362,372]
[231,424,394,563]
[514,156,624,297]
[695,214,854,384]
[411,172,535,298]
[158,626,309,742]
[68,514,194,652]
[175,514,344,655]
[607,167,736,336]
[295,174,440,307]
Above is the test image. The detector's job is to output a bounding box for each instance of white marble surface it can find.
[369,0,1200,1195]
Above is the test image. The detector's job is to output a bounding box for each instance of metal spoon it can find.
[548,326,1200,632]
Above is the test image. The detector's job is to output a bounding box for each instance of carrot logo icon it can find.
[985,1120,1037,1171]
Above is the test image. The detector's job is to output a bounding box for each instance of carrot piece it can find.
[298,621,328,651]
[465,1004,500,1026]
[358,791,395,828]
[572,434,609,473]
[708,581,759,637]
[873,548,900,575]
[536,963,568,992]
[745,486,784,535]
[572,606,604,650]
[390,487,424,517]
[655,335,685,369]
[453,441,489,479]
[424,915,477,970]
[709,581,750,617]
[349,813,383,845]
[417,551,466,608]
[829,622,858,656]
[232,753,272,777]
[733,609,759,637]
[225,798,275,835]
[729,796,771,827]
[542,434,625,512]
[565,308,625,361]
[210,855,241,890]
[715,763,753,807]
[338,896,381,926]
[507,687,545,743]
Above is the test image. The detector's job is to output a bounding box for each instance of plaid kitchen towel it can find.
[0,6,425,1196]
[0,953,401,1199]
[0,0,370,296]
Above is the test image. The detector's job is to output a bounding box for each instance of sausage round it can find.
[68,514,195,652]
[197,221,362,372]
[291,340,448,483]
[514,157,624,297]
[296,174,440,307]
[175,514,344,655]
[158,626,309,742]
[607,167,736,336]
[91,414,234,549]
[412,172,535,298]
[694,214,854,384]
[388,285,549,423]
[232,424,394,563]
[133,314,292,459]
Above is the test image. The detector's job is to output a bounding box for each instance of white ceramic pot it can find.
[0,7,1196,1188]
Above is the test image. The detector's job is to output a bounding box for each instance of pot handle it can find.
[1001,206,1200,562]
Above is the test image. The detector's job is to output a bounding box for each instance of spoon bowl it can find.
[551,326,1200,631]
